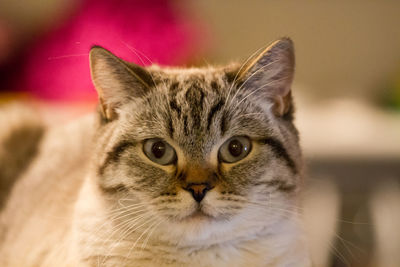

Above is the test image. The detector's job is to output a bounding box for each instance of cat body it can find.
[0,38,311,266]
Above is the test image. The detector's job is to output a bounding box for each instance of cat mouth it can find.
[190,210,211,218]
[184,206,214,221]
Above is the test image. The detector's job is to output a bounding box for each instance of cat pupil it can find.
[228,139,243,157]
[152,141,166,158]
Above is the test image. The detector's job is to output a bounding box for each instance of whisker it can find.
[333,232,362,262]
[115,200,149,209]
[141,220,162,250]
[47,53,88,60]
[78,207,149,257]
[229,75,289,113]
[254,199,370,225]
[225,45,267,106]
[202,57,212,68]
[99,206,146,225]
[99,213,154,266]
[121,40,169,92]
[121,218,161,266]
[247,200,361,266]
[225,59,279,111]
[107,203,149,216]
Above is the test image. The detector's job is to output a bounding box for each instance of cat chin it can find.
[156,208,246,246]
[159,217,236,246]
[164,203,233,226]
[164,208,221,229]
[183,209,214,221]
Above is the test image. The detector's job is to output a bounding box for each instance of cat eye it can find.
[143,139,176,165]
[218,136,252,163]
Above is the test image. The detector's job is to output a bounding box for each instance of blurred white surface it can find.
[302,178,340,267]
[295,92,400,159]
[371,179,400,267]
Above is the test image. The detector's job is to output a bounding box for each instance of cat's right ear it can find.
[229,38,295,118]
[89,46,153,121]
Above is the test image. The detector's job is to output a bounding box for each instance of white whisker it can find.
[47,53,88,60]
[225,59,279,111]
[99,213,154,266]
[121,40,169,92]
[121,218,161,266]
[225,45,267,105]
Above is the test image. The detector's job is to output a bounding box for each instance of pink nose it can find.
[183,183,213,202]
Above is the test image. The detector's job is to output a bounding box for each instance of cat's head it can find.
[89,38,302,243]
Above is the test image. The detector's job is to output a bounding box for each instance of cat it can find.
[0,38,311,267]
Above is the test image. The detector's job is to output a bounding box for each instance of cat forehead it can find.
[126,69,270,153]
[148,64,237,92]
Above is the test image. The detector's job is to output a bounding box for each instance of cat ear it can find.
[236,38,295,117]
[89,46,153,121]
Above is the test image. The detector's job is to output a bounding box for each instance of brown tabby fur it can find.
[0,38,311,267]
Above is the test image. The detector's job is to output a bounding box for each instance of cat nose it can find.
[183,183,213,202]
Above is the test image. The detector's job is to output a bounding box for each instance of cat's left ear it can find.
[89,46,153,121]
[235,38,295,117]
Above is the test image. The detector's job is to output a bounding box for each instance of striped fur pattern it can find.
[0,38,311,266]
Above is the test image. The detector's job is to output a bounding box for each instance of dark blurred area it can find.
[1,1,399,266]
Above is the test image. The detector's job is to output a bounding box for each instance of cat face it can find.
[89,38,302,241]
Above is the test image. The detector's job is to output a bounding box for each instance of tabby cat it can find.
[0,38,311,266]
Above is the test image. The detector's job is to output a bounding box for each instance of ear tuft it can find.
[89,46,153,121]
[236,38,295,117]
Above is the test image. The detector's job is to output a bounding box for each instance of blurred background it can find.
[0,0,399,266]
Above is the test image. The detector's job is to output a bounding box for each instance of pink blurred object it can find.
[20,0,207,101]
